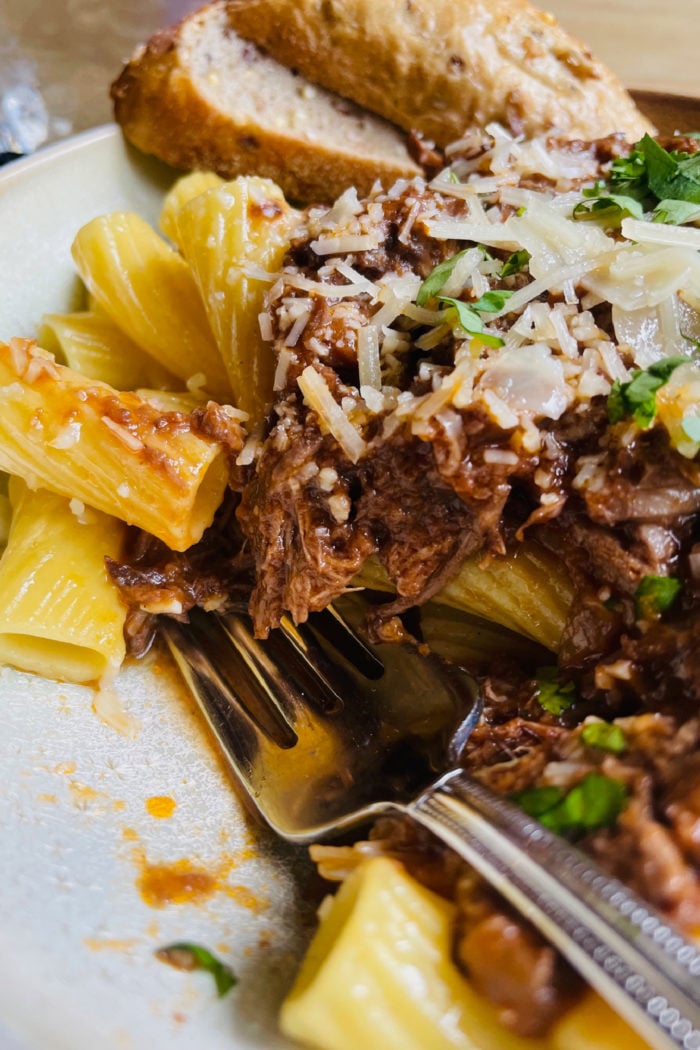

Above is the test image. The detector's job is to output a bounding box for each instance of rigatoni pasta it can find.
[0,338,231,551]
[281,856,550,1050]
[0,477,126,682]
[282,857,651,1050]
[171,176,299,424]
[40,309,177,390]
[71,211,232,400]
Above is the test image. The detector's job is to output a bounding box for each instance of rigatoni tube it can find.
[0,477,126,682]
[281,856,549,1050]
[0,339,232,551]
[71,211,231,401]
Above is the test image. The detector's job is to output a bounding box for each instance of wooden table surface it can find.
[545,0,696,98]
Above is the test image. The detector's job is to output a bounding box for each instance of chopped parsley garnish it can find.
[639,133,700,205]
[416,250,473,306]
[156,942,238,997]
[607,356,689,428]
[500,249,531,277]
[513,773,628,839]
[535,665,576,715]
[572,194,644,226]
[633,574,682,621]
[581,721,627,754]
[579,136,700,225]
[653,199,700,225]
[415,255,512,347]
[436,297,504,347]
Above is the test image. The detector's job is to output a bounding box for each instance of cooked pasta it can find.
[171,176,299,423]
[71,211,232,399]
[0,338,231,551]
[281,857,651,1050]
[0,477,126,682]
[356,540,574,651]
[40,309,177,390]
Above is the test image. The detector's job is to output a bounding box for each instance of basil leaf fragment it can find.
[593,139,700,223]
[512,784,564,817]
[653,199,700,225]
[156,942,238,997]
[572,194,644,225]
[640,133,700,205]
[500,249,531,277]
[535,665,576,715]
[633,574,682,621]
[436,290,513,347]
[514,773,628,838]
[416,250,473,306]
[607,356,689,428]
[581,721,627,754]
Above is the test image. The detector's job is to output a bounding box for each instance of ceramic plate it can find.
[0,125,309,1050]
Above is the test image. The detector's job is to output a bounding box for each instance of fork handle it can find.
[408,770,700,1050]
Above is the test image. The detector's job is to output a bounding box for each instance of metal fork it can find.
[162,595,700,1050]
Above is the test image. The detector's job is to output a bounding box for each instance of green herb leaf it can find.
[436,296,505,347]
[681,415,700,442]
[513,773,628,838]
[416,250,473,306]
[609,150,647,191]
[633,574,682,621]
[572,194,644,225]
[156,943,238,997]
[470,289,514,313]
[581,721,627,754]
[511,785,564,817]
[640,134,700,205]
[500,249,531,277]
[535,665,576,715]
[653,199,700,225]
[607,356,690,427]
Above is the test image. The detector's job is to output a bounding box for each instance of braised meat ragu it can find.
[112,128,700,1033]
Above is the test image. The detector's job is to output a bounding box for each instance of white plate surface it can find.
[0,127,310,1050]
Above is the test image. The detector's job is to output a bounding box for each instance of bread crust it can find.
[111,3,421,203]
[225,0,653,146]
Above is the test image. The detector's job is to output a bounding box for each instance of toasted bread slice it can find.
[225,0,653,147]
[111,1,421,203]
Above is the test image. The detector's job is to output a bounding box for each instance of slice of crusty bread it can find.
[111,1,421,203]
[225,0,654,147]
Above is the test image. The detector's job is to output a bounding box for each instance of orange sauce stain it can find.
[137,857,217,908]
[68,781,125,813]
[122,826,139,842]
[145,795,176,819]
[133,847,241,910]
[225,884,269,913]
[54,761,77,775]
[69,781,102,807]
[37,793,57,804]
[84,937,139,952]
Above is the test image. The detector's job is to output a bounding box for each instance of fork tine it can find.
[161,616,267,786]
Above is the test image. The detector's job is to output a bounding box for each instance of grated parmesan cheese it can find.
[297,366,366,463]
